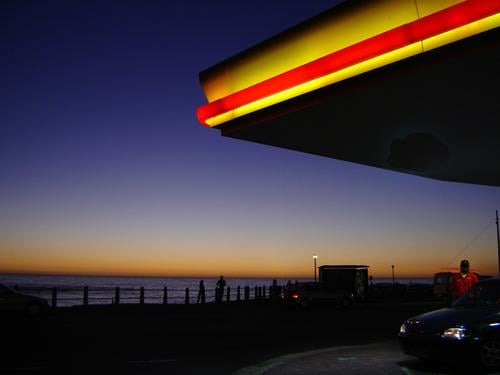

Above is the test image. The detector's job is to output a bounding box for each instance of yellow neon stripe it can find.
[205,43,422,126]
[201,0,466,103]
[415,0,466,17]
[422,12,500,52]
[204,13,500,127]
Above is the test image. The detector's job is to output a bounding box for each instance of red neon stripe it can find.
[198,0,500,125]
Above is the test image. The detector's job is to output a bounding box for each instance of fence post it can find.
[51,287,57,308]
[226,286,230,303]
[115,287,120,305]
[83,286,89,306]
[272,280,278,303]
[254,286,258,300]
[163,287,168,304]
[237,286,241,302]
[263,286,266,299]
[244,286,250,301]
[185,287,190,304]
[140,287,145,304]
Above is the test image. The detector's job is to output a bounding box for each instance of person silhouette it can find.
[215,276,226,303]
[451,259,479,300]
[197,280,205,304]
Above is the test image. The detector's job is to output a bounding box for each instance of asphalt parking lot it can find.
[233,340,500,375]
[5,301,488,375]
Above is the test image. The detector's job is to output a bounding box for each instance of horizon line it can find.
[0,270,436,280]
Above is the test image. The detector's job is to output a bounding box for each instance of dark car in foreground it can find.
[398,278,500,368]
[0,283,49,316]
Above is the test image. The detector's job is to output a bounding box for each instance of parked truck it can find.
[283,265,369,307]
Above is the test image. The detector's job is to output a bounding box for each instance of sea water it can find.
[0,274,432,307]
[0,274,306,306]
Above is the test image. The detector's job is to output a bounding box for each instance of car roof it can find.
[477,277,500,286]
[0,283,14,291]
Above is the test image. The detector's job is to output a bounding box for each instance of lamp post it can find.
[391,265,395,285]
[313,255,318,283]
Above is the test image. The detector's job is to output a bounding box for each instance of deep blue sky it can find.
[1,0,499,278]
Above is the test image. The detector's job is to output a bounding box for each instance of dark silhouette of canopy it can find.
[214,27,500,186]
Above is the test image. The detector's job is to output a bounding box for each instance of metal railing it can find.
[14,285,285,308]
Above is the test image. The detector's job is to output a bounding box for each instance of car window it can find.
[0,284,15,296]
[453,283,500,307]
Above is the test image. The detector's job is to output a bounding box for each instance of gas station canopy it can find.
[197,0,500,186]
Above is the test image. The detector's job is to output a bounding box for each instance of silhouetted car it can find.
[0,283,49,316]
[398,277,500,369]
[281,282,353,308]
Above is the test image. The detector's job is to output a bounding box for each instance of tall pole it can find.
[391,265,395,285]
[313,255,318,283]
[496,210,500,277]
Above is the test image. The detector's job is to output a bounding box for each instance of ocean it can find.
[0,274,432,307]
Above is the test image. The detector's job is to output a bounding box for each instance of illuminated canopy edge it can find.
[197,0,500,127]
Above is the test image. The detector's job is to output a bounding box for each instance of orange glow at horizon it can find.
[1,240,497,279]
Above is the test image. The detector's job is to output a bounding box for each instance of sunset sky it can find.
[2,0,499,279]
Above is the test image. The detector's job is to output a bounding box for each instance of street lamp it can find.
[313,255,318,283]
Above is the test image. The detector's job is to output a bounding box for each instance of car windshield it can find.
[452,282,500,307]
[0,283,16,296]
